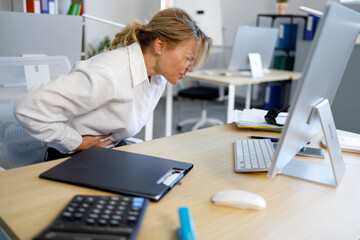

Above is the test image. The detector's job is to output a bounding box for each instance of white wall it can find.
[83,0,160,55]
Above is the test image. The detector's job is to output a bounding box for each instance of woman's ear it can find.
[154,38,165,55]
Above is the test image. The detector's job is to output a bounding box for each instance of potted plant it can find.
[276,0,288,15]
[87,36,111,58]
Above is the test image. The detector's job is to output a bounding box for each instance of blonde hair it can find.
[110,8,212,69]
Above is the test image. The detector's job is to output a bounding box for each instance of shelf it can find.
[256,14,307,42]
[256,14,307,24]
[257,14,307,18]
[256,14,308,109]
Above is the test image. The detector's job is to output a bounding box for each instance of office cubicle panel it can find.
[0,11,82,67]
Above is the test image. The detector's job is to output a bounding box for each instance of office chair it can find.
[176,46,230,131]
[0,56,72,169]
[177,82,227,131]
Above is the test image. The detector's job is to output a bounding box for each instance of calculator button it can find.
[112,215,122,221]
[86,218,96,225]
[98,219,108,226]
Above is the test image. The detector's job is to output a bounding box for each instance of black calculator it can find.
[34,195,149,240]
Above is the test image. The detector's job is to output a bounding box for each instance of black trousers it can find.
[45,140,127,161]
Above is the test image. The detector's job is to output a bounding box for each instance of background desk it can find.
[1,124,360,239]
[164,69,301,136]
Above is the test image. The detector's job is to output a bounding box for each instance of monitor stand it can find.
[281,99,345,187]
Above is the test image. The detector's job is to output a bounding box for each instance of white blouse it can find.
[14,43,167,153]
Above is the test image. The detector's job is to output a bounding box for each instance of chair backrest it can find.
[0,56,71,169]
[193,46,231,101]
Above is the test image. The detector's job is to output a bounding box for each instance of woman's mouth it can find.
[179,72,186,79]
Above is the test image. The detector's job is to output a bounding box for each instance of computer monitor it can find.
[228,26,279,70]
[267,2,360,186]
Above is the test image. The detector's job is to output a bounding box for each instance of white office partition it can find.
[0,11,82,66]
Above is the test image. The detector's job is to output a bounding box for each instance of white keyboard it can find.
[234,139,275,172]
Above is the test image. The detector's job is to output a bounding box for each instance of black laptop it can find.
[40,147,193,201]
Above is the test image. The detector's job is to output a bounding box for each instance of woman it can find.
[14,8,212,160]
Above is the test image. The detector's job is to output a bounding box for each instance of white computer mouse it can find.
[211,189,266,210]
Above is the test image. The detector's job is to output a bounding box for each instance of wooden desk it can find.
[164,69,301,136]
[1,124,360,240]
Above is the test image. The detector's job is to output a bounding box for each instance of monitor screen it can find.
[228,26,279,71]
[267,2,360,185]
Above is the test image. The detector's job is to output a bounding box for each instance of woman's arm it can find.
[14,68,116,153]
